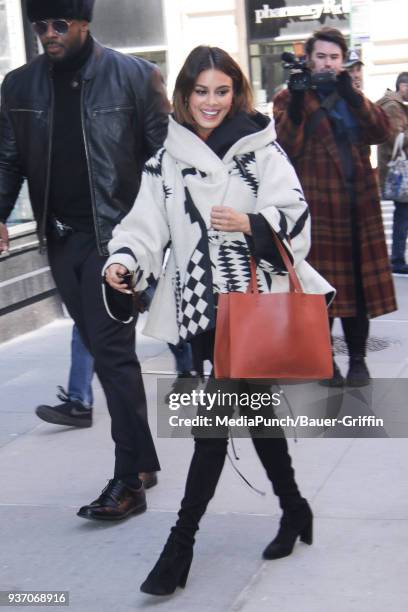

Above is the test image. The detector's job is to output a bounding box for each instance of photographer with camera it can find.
[274,27,396,387]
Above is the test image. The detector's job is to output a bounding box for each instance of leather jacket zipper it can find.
[81,81,102,254]
[10,109,44,115]
[39,73,54,252]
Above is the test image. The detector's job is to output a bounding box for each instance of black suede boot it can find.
[140,527,194,596]
[342,316,371,387]
[262,500,313,559]
[251,436,313,560]
[346,356,371,387]
[140,438,227,596]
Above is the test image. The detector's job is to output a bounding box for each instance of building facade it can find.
[352,0,408,102]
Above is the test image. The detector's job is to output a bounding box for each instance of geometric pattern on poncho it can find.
[178,244,211,340]
[177,174,216,340]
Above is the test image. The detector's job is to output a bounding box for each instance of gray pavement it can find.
[1,279,408,611]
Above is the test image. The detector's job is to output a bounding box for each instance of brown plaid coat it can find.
[273,89,396,318]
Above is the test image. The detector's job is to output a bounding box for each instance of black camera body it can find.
[281,52,311,91]
[281,52,337,91]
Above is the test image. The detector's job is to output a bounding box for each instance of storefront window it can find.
[91,0,168,81]
[92,0,165,49]
[250,42,294,103]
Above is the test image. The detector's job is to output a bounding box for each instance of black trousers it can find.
[330,315,369,358]
[47,232,160,486]
[329,260,370,359]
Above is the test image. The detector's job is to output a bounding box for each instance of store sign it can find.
[255,0,351,24]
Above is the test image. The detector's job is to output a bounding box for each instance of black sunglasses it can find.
[32,19,73,37]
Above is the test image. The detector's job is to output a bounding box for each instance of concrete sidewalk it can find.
[0,279,407,611]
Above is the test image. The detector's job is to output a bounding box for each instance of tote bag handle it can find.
[247,231,303,294]
[391,132,406,163]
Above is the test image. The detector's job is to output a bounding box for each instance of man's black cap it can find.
[26,0,95,22]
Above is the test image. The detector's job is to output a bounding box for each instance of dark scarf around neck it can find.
[205,111,270,159]
[51,33,94,74]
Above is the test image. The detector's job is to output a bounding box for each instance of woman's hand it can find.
[105,263,132,294]
[210,207,251,235]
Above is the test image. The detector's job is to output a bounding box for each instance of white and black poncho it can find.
[104,114,334,345]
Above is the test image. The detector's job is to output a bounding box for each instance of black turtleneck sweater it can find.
[48,35,94,233]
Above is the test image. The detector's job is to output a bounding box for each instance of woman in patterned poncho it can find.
[104,46,333,596]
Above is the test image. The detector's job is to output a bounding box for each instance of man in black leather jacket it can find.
[0,0,170,521]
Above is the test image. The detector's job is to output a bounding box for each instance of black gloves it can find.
[288,69,311,93]
[287,69,312,124]
[336,71,363,108]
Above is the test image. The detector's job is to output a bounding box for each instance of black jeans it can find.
[391,201,408,267]
[47,232,160,486]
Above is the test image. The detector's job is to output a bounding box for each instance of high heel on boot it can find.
[299,518,313,545]
[262,502,313,560]
[140,533,194,596]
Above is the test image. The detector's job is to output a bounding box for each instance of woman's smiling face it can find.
[188,69,234,140]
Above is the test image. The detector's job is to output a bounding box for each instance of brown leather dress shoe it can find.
[77,479,146,521]
[139,472,158,490]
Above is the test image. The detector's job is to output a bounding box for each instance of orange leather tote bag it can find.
[214,233,333,380]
